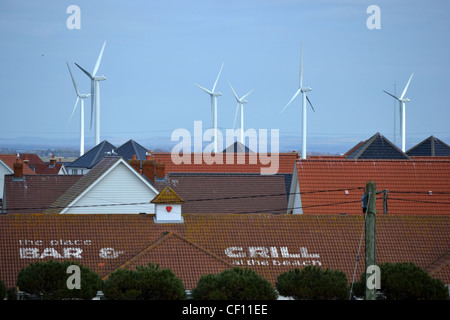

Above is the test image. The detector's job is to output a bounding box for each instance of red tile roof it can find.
[0,214,448,290]
[0,155,35,175]
[2,175,83,214]
[293,159,450,215]
[154,173,289,214]
[150,152,299,174]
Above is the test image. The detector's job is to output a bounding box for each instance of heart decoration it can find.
[166,206,172,212]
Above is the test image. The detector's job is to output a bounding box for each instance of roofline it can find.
[60,157,159,214]
[350,132,411,160]
[406,135,450,155]
[103,231,233,280]
[0,159,14,174]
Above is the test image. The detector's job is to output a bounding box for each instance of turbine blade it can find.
[212,62,224,92]
[66,62,80,96]
[75,63,93,79]
[228,80,239,101]
[241,89,254,100]
[299,42,303,89]
[194,83,213,95]
[68,97,79,127]
[400,73,414,100]
[383,90,400,101]
[93,41,106,76]
[281,89,301,113]
[306,95,315,112]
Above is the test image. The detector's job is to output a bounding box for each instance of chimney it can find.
[156,163,165,179]
[23,156,29,165]
[13,158,24,179]
[49,155,56,167]
[128,155,141,174]
[142,159,156,183]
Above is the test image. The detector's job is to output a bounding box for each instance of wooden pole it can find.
[365,181,376,300]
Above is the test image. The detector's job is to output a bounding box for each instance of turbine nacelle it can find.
[301,86,312,93]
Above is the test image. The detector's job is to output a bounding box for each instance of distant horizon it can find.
[1,130,448,157]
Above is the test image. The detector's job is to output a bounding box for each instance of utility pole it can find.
[383,190,388,215]
[365,181,377,300]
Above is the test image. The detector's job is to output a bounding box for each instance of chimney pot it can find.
[14,158,24,179]
[50,155,56,167]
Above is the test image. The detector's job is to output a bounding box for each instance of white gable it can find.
[287,164,303,214]
[63,161,157,214]
[0,160,13,201]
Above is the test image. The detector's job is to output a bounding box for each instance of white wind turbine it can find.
[228,80,253,145]
[194,63,224,153]
[281,43,315,159]
[75,41,106,146]
[67,62,90,156]
[383,73,414,152]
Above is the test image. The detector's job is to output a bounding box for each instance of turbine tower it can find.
[383,73,413,152]
[194,63,224,153]
[228,81,253,145]
[281,43,315,159]
[75,41,106,146]
[67,62,90,156]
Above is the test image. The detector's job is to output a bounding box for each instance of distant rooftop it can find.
[407,136,450,157]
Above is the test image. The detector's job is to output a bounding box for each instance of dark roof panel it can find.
[407,136,450,157]
[115,140,149,160]
[66,141,117,169]
[346,133,410,160]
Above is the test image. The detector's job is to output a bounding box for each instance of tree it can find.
[103,263,186,300]
[16,260,102,300]
[276,266,349,300]
[192,267,278,300]
[352,262,448,300]
[0,279,5,300]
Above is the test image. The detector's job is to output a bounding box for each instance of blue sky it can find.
[0,0,449,154]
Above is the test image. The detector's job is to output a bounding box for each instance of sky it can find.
[0,0,449,154]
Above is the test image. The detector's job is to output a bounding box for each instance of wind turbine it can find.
[281,43,315,159]
[383,73,413,152]
[194,63,224,153]
[67,62,90,156]
[75,41,106,146]
[228,81,253,145]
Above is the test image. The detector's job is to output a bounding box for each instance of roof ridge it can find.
[425,249,450,275]
[352,132,380,159]
[44,156,122,214]
[102,231,233,280]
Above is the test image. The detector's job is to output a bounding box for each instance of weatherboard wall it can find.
[62,162,157,214]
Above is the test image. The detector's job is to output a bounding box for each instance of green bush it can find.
[192,267,278,300]
[16,260,102,300]
[276,266,349,300]
[352,262,448,300]
[0,279,5,300]
[103,263,186,300]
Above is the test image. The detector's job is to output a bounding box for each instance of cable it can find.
[388,190,450,195]
[1,187,365,213]
[388,197,450,206]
